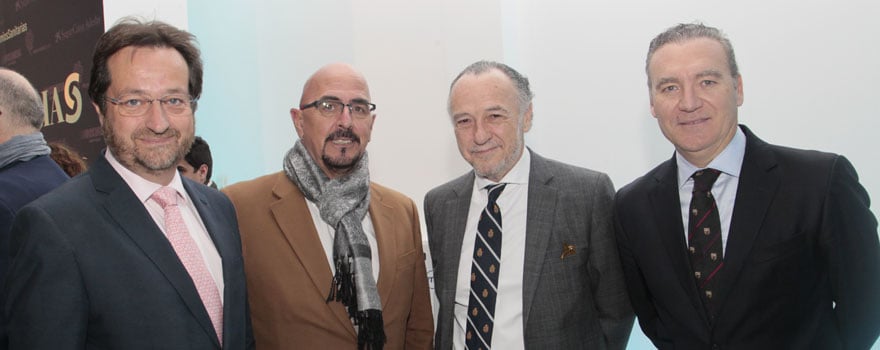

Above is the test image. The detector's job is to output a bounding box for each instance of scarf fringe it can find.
[327,260,386,350]
[356,309,386,350]
[327,258,359,319]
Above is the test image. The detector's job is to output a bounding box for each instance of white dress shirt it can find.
[453,150,530,350]
[676,127,746,254]
[305,200,380,282]
[105,150,225,299]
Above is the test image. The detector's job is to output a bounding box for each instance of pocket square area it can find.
[560,243,576,260]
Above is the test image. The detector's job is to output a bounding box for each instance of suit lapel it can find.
[650,158,710,326]
[185,182,229,260]
[184,180,234,347]
[90,157,220,347]
[436,174,474,326]
[521,152,557,327]
[267,175,357,336]
[369,185,397,308]
[715,127,780,313]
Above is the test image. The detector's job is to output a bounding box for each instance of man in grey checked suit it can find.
[424,60,634,349]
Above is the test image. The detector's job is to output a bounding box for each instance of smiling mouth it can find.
[138,135,176,146]
[331,139,354,145]
[470,145,499,155]
[680,117,710,126]
[326,128,360,145]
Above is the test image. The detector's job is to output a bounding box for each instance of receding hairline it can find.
[447,62,533,116]
[645,23,740,88]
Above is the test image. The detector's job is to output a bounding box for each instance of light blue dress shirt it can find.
[676,127,746,255]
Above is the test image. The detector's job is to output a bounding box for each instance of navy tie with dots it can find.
[688,168,723,321]
[465,183,506,350]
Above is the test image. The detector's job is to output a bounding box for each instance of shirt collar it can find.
[474,147,531,190]
[676,126,746,188]
[105,149,188,204]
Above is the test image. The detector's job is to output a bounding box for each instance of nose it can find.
[335,105,353,128]
[143,101,171,133]
[472,119,491,145]
[678,86,703,112]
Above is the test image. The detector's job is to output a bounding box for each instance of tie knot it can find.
[484,183,507,204]
[692,168,722,193]
[151,186,179,209]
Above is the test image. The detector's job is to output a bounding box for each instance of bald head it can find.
[0,69,44,142]
[290,62,376,178]
[299,63,371,107]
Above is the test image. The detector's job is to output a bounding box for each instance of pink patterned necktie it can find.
[151,186,224,344]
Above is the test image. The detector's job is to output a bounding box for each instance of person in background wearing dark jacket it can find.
[178,136,218,189]
[0,68,69,289]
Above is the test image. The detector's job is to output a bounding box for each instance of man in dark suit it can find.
[614,23,880,349]
[3,18,253,349]
[426,61,633,349]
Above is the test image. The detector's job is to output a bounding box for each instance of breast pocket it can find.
[749,232,807,264]
[745,232,813,297]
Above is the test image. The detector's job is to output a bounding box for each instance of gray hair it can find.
[0,68,44,129]
[448,60,533,115]
[646,23,739,87]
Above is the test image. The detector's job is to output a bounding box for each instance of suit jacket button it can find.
[712,344,721,350]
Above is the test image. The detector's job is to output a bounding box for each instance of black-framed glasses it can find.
[300,99,376,119]
[105,94,197,117]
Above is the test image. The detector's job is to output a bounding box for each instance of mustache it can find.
[133,127,181,139]
[326,128,360,143]
[469,141,499,154]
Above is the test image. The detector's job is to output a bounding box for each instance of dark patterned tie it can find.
[465,183,506,350]
[688,169,723,320]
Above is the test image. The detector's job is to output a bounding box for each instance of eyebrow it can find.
[654,77,679,90]
[115,88,188,96]
[695,69,724,80]
[485,105,509,114]
[319,95,342,102]
[451,105,511,119]
[349,97,371,104]
[318,96,371,104]
[452,112,471,120]
[654,70,725,90]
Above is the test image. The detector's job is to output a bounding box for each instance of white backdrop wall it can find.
[190,0,878,223]
[105,1,880,349]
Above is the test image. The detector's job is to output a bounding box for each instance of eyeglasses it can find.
[300,99,376,119]
[105,94,197,117]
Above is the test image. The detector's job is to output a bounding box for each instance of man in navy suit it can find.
[3,18,253,349]
[614,23,880,349]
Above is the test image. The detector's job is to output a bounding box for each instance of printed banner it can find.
[1,0,104,165]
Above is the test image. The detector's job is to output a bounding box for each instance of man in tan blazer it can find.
[223,63,433,350]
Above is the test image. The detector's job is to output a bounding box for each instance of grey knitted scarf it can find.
[283,140,385,350]
[0,132,51,170]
